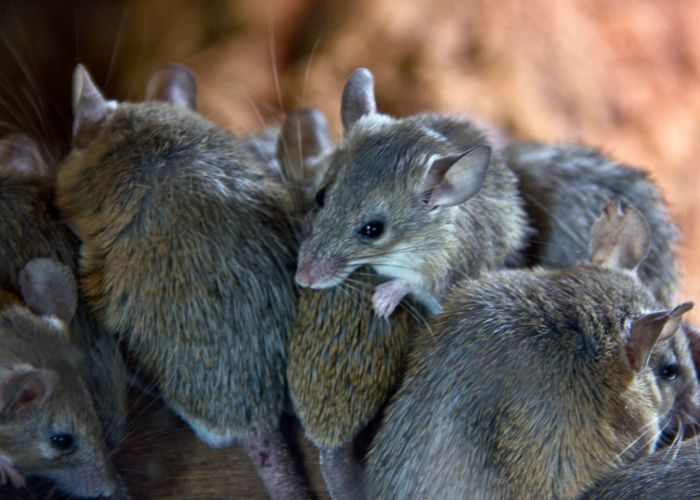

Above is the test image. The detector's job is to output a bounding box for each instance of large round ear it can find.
[625,302,693,371]
[145,63,197,111]
[18,258,77,323]
[0,366,58,423]
[277,107,334,195]
[423,145,491,208]
[0,133,48,178]
[590,201,651,271]
[341,67,376,133]
[72,64,110,149]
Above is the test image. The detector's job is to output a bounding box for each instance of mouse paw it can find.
[372,280,412,318]
[0,455,25,489]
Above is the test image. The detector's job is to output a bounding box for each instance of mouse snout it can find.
[295,255,343,288]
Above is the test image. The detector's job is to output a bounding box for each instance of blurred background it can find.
[1,0,698,315]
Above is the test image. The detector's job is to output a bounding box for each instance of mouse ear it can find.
[625,302,693,371]
[590,201,650,271]
[19,258,78,323]
[0,133,48,178]
[145,63,197,111]
[72,64,111,150]
[0,366,58,422]
[341,68,377,133]
[277,107,334,195]
[423,145,491,209]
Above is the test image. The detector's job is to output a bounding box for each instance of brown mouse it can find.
[294,67,528,318]
[56,63,307,498]
[366,202,693,498]
[0,258,119,498]
[580,436,700,499]
[277,107,417,500]
[504,141,700,444]
[0,134,127,473]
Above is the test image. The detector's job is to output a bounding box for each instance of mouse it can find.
[504,140,679,307]
[0,133,128,463]
[579,436,700,499]
[55,63,308,498]
[294,67,529,318]
[365,201,694,499]
[0,258,119,498]
[504,140,700,445]
[276,107,417,500]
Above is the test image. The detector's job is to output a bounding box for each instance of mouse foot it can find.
[372,279,413,318]
[319,444,364,500]
[0,455,25,489]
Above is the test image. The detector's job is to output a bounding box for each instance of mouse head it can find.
[58,63,202,241]
[0,134,49,179]
[295,67,492,288]
[571,202,693,456]
[0,259,117,497]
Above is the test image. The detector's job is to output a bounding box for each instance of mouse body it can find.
[366,202,693,499]
[295,68,528,318]
[505,141,678,307]
[56,64,307,498]
[271,107,417,499]
[580,436,700,499]
[0,258,119,498]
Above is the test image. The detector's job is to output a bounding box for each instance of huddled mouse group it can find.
[0,62,698,499]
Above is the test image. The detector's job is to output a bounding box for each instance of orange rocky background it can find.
[1,0,699,496]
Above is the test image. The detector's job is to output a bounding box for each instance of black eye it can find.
[358,220,384,239]
[50,433,75,451]
[658,364,680,381]
[315,187,326,208]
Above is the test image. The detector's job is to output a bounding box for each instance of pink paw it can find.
[372,280,412,318]
[0,456,25,490]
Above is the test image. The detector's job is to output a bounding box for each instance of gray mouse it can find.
[0,258,119,498]
[366,202,693,499]
[56,63,307,498]
[505,141,678,307]
[276,107,417,500]
[294,67,528,317]
[0,134,128,477]
[580,436,700,499]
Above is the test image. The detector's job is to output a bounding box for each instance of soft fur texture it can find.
[506,141,679,306]
[367,264,688,499]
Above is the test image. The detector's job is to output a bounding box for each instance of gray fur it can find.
[298,110,528,309]
[581,437,700,498]
[58,99,297,440]
[367,263,690,498]
[506,141,679,306]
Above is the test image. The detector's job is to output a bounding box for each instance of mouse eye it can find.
[658,364,680,381]
[358,220,384,239]
[315,187,326,208]
[50,433,75,451]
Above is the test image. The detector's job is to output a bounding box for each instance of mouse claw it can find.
[0,456,25,490]
[372,279,412,318]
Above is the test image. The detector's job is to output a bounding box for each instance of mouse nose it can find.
[295,256,341,288]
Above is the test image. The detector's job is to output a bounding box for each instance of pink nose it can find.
[295,256,341,288]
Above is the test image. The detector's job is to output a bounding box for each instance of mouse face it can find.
[0,259,117,497]
[298,116,460,288]
[0,309,116,497]
[651,331,700,443]
[293,69,526,320]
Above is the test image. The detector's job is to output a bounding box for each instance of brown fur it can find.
[367,216,691,498]
[54,66,311,498]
